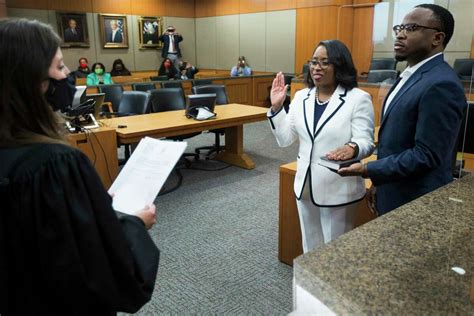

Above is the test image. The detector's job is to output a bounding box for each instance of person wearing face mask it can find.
[268,40,375,253]
[86,62,114,85]
[73,57,90,79]
[0,19,159,314]
[110,58,131,77]
[157,57,179,80]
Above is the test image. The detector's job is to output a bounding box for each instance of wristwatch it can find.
[344,141,359,158]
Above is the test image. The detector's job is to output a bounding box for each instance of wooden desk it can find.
[67,127,119,189]
[101,104,268,169]
[279,156,377,266]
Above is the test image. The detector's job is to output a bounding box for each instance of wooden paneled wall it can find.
[6,0,195,17]
[0,0,7,17]
[295,1,378,75]
[196,0,297,17]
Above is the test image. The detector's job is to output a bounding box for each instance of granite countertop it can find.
[294,174,474,314]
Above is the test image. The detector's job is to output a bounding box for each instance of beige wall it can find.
[372,0,473,68]
[6,7,195,72]
[195,9,296,73]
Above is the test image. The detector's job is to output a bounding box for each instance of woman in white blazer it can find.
[268,40,375,252]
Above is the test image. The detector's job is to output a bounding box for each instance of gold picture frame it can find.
[138,16,163,49]
[99,14,128,49]
[57,12,89,48]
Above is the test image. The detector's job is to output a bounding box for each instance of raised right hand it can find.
[270,72,288,112]
[135,204,157,230]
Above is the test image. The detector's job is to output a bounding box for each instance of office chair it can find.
[150,75,169,81]
[191,84,229,159]
[283,74,294,113]
[118,91,151,116]
[192,79,213,87]
[366,70,398,84]
[149,88,200,159]
[118,91,151,160]
[453,59,473,81]
[132,82,156,92]
[369,58,397,70]
[302,63,309,82]
[98,84,124,113]
[161,80,183,89]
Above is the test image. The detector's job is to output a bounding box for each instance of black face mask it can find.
[45,74,76,112]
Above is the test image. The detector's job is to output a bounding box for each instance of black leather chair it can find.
[192,84,228,105]
[149,88,200,160]
[161,81,183,89]
[150,75,169,81]
[191,85,229,158]
[98,84,124,112]
[132,82,156,92]
[118,91,150,115]
[367,70,398,84]
[115,91,151,161]
[369,58,397,71]
[453,59,473,81]
[192,79,213,86]
[302,63,309,82]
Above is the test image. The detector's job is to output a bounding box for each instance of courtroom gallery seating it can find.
[453,58,473,81]
[132,82,156,92]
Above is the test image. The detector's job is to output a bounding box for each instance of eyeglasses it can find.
[392,23,441,35]
[308,59,331,69]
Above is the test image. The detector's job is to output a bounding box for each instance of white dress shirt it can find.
[168,35,176,53]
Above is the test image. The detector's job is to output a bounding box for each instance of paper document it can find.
[108,137,187,215]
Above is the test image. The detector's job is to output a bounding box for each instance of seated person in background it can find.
[110,58,132,77]
[0,18,159,314]
[74,57,90,78]
[230,56,252,77]
[158,58,179,80]
[86,62,114,85]
[179,61,199,80]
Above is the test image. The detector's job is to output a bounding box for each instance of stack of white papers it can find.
[108,137,187,215]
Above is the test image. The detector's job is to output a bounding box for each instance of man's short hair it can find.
[416,3,454,48]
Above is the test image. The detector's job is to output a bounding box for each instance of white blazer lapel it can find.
[315,85,346,135]
[302,87,316,141]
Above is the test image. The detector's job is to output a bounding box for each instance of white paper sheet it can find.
[108,137,187,215]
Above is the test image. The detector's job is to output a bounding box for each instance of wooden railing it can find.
[82,74,276,108]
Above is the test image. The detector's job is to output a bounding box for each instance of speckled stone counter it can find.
[293,174,474,314]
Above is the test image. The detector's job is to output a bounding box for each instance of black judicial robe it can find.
[0,143,159,315]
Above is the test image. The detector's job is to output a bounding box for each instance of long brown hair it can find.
[0,19,68,147]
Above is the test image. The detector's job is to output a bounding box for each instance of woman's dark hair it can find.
[112,58,128,71]
[78,57,88,63]
[158,58,178,79]
[0,19,66,147]
[306,39,358,90]
[91,62,106,72]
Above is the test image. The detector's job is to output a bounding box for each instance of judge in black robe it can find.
[0,143,160,314]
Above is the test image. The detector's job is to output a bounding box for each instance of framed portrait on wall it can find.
[98,14,128,49]
[138,16,163,49]
[56,12,89,48]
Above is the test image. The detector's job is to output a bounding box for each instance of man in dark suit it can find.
[107,20,123,43]
[158,26,183,70]
[63,18,82,42]
[339,4,467,215]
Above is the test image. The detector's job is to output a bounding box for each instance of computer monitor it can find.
[86,93,106,117]
[186,93,216,117]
